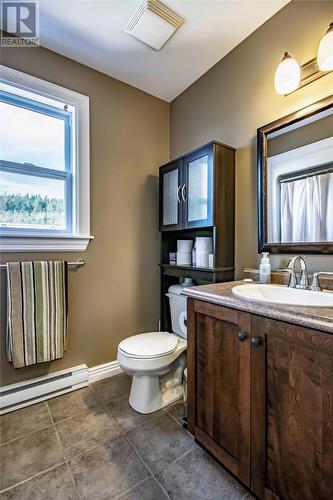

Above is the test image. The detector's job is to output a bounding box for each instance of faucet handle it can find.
[311,271,333,292]
[276,268,297,288]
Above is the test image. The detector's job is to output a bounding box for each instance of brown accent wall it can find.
[170,0,333,277]
[0,45,169,385]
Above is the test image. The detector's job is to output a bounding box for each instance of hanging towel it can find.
[6,261,68,368]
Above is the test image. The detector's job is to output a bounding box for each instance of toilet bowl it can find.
[117,279,191,414]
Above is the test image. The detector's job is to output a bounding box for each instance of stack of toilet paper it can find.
[195,237,212,267]
[177,240,193,266]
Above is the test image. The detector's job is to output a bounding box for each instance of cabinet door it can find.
[187,299,251,487]
[183,145,213,229]
[251,316,333,500]
[159,161,183,231]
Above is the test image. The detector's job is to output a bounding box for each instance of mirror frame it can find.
[257,94,333,254]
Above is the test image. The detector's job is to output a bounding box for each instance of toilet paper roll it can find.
[179,311,187,337]
[177,240,193,252]
[195,237,212,253]
[177,252,192,266]
[196,253,209,267]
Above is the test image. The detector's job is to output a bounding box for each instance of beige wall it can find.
[267,113,333,157]
[170,0,333,277]
[0,45,169,385]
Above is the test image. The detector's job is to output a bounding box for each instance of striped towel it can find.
[6,261,68,368]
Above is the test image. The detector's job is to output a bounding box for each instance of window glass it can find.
[0,101,66,170]
[0,170,66,230]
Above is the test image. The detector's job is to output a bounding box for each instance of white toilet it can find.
[117,279,192,414]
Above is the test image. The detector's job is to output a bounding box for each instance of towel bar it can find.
[0,259,85,269]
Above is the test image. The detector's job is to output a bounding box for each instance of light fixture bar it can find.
[287,57,332,94]
[277,22,333,95]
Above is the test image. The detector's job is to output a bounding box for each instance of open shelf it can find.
[161,263,224,273]
[160,263,235,282]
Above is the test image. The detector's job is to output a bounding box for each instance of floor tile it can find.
[126,413,195,475]
[166,400,187,423]
[0,464,79,500]
[105,394,161,432]
[47,387,100,422]
[158,447,253,500]
[0,426,64,491]
[56,403,121,459]
[69,436,149,499]
[117,477,168,500]
[0,402,52,444]
[92,374,131,402]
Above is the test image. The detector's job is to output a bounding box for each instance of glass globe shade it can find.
[274,53,301,95]
[317,24,333,71]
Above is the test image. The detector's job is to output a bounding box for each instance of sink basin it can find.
[232,284,333,308]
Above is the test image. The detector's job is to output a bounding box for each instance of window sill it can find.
[0,234,94,252]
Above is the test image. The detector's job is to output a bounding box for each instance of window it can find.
[0,66,92,251]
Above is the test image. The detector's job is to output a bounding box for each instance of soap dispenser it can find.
[260,252,271,284]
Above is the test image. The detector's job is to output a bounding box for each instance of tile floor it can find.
[0,374,252,499]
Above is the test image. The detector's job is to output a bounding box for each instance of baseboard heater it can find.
[0,364,89,415]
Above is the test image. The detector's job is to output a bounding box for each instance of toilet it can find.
[117,278,192,414]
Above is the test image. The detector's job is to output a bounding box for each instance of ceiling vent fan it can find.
[124,0,184,51]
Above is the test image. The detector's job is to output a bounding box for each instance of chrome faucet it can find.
[287,256,309,289]
[278,256,333,292]
[277,256,309,289]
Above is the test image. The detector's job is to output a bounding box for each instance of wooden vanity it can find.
[185,282,333,500]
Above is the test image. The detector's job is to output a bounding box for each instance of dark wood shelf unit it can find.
[159,141,235,330]
[160,264,234,281]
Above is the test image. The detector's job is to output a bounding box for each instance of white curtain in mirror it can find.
[281,172,333,242]
[267,136,333,243]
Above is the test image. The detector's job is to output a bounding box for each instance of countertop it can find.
[182,281,333,334]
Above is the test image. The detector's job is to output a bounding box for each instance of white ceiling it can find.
[38,0,290,102]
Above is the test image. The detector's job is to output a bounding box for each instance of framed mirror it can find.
[258,94,333,254]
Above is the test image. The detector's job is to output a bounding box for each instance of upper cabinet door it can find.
[183,145,213,229]
[159,161,183,231]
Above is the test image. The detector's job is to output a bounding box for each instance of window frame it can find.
[0,65,92,252]
[1,90,73,235]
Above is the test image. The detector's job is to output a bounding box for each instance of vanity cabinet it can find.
[187,300,251,485]
[187,299,333,500]
[251,316,333,500]
[159,141,234,231]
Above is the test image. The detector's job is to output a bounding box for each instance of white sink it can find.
[232,284,333,308]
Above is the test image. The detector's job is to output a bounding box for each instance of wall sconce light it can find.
[274,22,333,95]
[274,52,301,95]
[318,23,333,70]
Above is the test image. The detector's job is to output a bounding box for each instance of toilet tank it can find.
[166,280,192,339]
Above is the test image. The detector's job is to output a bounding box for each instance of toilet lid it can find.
[118,332,178,358]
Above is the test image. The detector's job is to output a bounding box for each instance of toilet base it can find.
[129,374,183,414]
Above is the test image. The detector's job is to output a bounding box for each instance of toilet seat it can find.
[118,332,178,359]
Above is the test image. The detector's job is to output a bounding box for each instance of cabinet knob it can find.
[251,336,263,347]
[238,331,247,341]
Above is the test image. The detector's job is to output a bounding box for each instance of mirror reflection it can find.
[266,108,333,244]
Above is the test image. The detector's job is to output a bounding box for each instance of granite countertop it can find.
[182,280,333,334]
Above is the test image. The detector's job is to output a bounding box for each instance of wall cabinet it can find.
[159,141,235,331]
[187,299,333,500]
[159,142,232,231]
